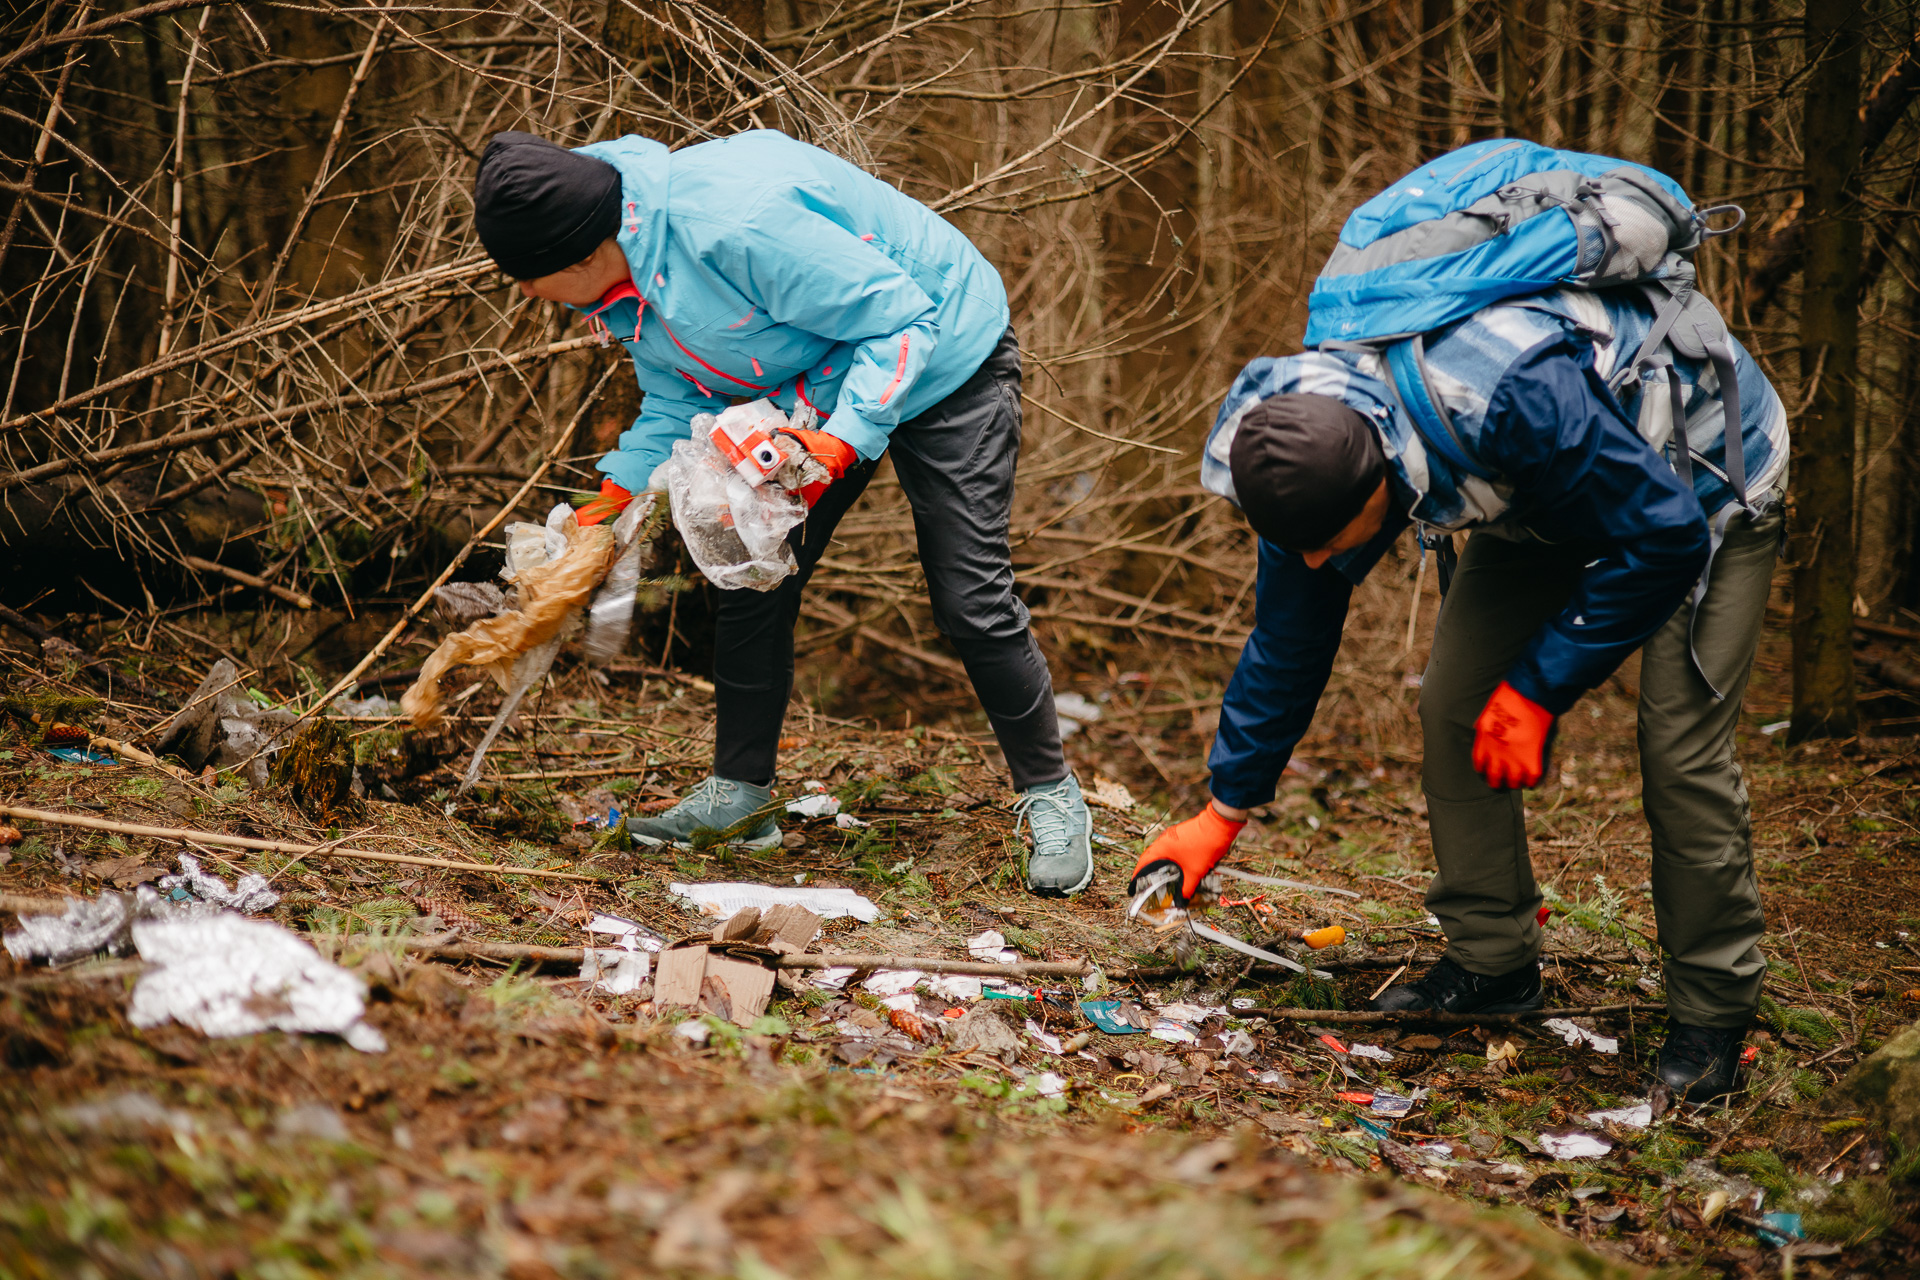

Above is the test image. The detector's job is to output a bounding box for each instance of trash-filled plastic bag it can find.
[652,424,809,593]
[401,505,616,730]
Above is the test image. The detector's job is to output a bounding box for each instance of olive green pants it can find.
[1418,502,1780,1027]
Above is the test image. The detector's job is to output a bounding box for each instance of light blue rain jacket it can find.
[572,131,1011,491]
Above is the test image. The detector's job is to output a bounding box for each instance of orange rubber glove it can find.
[1128,803,1247,905]
[777,428,859,506]
[1471,680,1555,790]
[575,478,633,527]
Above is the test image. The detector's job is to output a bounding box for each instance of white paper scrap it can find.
[580,947,650,995]
[1537,1129,1612,1159]
[834,813,869,829]
[1586,1102,1653,1130]
[1157,1002,1227,1023]
[862,969,925,997]
[587,913,665,952]
[880,993,919,1012]
[1034,1071,1067,1098]
[811,967,856,990]
[926,974,982,1001]
[1349,1043,1395,1062]
[669,881,879,923]
[785,793,842,819]
[967,930,1019,963]
[1025,1019,1064,1054]
[1544,1017,1619,1054]
[1150,1018,1199,1045]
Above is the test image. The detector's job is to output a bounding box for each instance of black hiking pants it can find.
[709,327,1067,792]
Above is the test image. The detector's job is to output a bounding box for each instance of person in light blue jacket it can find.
[471,129,1093,894]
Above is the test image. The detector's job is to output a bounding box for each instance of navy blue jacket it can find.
[1202,293,1784,810]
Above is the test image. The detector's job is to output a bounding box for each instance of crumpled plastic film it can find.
[2,893,135,965]
[651,435,807,592]
[401,512,617,730]
[128,912,387,1052]
[156,853,280,914]
[582,493,656,664]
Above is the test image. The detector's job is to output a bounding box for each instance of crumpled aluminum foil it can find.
[157,853,279,914]
[128,912,386,1053]
[5,878,384,1053]
[2,893,136,965]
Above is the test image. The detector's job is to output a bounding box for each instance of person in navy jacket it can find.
[1132,287,1787,1104]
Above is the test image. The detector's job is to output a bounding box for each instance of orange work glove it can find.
[1471,680,1556,790]
[1128,803,1247,905]
[575,478,633,527]
[777,428,859,506]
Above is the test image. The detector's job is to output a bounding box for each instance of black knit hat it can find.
[474,132,623,280]
[1228,394,1386,551]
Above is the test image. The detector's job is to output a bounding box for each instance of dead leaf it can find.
[1395,1034,1444,1051]
[1138,1081,1174,1106]
[1085,775,1136,810]
[1486,1038,1521,1068]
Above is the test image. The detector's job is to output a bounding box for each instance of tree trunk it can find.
[1789,0,1867,742]
[1420,0,1453,157]
[1498,0,1540,138]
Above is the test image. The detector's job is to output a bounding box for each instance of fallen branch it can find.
[0,605,167,702]
[0,892,71,915]
[180,556,314,610]
[0,806,602,883]
[1241,1002,1645,1028]
[352,934,1094,977]
[774,953,1093,977]
[87,734,200,784]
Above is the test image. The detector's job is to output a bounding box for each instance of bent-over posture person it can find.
[470,128,1093,896]
[1132,289,1785,1103]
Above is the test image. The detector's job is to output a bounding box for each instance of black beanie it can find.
[1228,394,1386,551]
[474,132,623,280]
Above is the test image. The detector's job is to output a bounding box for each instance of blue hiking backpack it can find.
[1304,139,1752,510]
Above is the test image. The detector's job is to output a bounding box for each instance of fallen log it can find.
[380,936,1094,978]
[0,805,602,884]
[1240,1002,1646,1028]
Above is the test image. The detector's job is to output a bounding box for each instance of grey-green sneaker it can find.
[1016,773,1094,897]
[629,776,780,850]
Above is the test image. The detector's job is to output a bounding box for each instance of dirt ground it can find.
[4,553,1919,1279]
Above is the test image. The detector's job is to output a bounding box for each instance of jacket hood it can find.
[574,136,672,289]
[1203,351,1450,528]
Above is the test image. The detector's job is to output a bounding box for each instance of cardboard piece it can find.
[653,945,710,1008]
[653,942,776,1027]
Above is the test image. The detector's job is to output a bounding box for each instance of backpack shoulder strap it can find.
[1383,336,1497,481]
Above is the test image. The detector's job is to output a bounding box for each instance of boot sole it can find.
[1027,843,1095,897]
[1370,991,1546,1016]
[632,829,783,851]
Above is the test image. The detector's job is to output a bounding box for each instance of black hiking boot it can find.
[1655,1022,1747,1106]
[1369,955,1544,1015]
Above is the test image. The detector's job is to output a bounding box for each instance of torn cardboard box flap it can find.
[655,906,823,1026]
[654,944,777,1027]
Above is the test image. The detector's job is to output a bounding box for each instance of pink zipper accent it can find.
[860,233,875,241]
[652,310,767,391]
[680,369,715,398]
[728,308,755,329]
[751,357,763,376]
[877,334,911,405]
[823,366,833,377]
[655,273,665,287]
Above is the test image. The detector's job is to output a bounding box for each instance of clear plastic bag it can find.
[652,429,807,592]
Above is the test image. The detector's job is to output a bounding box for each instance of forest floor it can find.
[4,562,1920,1279]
